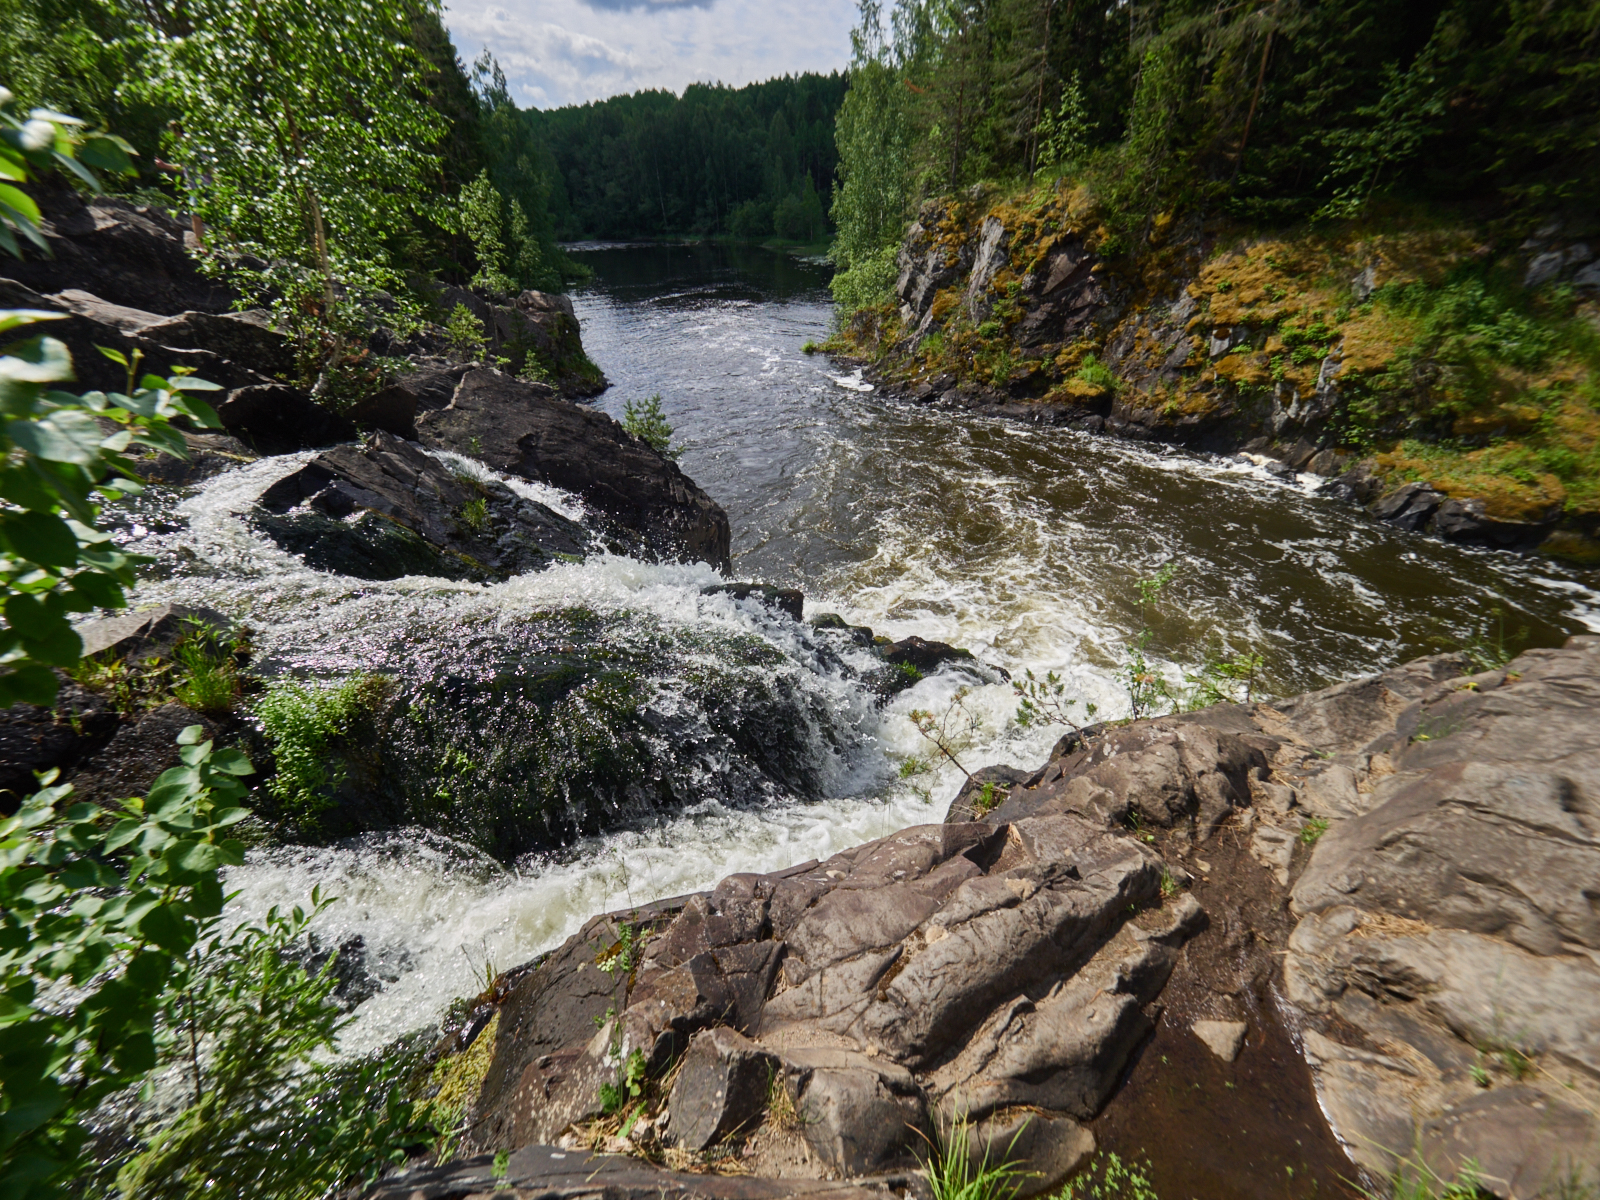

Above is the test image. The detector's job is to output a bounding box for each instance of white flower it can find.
[19,118,54,152]
[0,87,13,108]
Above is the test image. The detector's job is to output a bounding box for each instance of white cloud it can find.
[445,0,855,109]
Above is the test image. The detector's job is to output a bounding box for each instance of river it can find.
[126,242,1600,1062]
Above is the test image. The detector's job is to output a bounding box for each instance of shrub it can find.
[445,302,485,361]
[255,674,391,822]
[621,394,679,459]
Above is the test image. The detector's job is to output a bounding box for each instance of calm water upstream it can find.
[140,243,1598,1059]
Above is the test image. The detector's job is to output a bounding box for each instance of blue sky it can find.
[444,0,857,110]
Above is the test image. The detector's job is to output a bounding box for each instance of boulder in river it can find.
[254,430,589,581]
[417,369,732,571]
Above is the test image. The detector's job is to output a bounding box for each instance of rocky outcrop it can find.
[254,430,589,581]
[371,638,1600,1200]
[0,185,236,315]
[418,370,731,571]
[854,189,1599,561]
[422,285,608,399]
[462,818,1192,1194]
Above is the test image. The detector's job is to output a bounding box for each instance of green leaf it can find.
[0,182,40,224]
[78,136,135,175]
[176,725,206,746]
[0,336,74,385]
[166,840,220,873]
[0,511,79,568]
[0,310,66,337]
[136,903,194,954]
[207,748,255,776]
[0,665,63,707]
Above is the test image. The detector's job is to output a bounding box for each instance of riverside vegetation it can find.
[823,0,1600,560]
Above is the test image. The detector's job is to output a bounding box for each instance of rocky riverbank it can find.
[827,186,1600,563]
[375,636,1600,1200]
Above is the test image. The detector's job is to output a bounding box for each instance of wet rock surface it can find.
[255,430,589,581]
[417,369,732,571]
[365,638,1600,1200]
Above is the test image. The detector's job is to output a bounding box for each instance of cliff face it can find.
[832,183,1600,561]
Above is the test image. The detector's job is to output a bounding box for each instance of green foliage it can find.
[921,1114,1032,1200]
[255,674,391,822]
[0,89,134,257]
[1456,606,1530,672]
[114,898,431,1200]
[1013,668,1097,732]
[599,1048,647,1115]
[909,688,984,781]
[533,73,847,240]
[0,726,252,1199]
[830,242,902,318]
[622,394,680,459]
[1055,1152,1160,1199]
[1075,354,1118,391]
[169,623,241,714]
[830,45,913,301]
[132,0,447,285]
[460,169,517,297]
[1299,817,1330,845]
[445,302,486,361]
[0,321,222,708]
[457,496,489,534]
[1036,72,1092,171]
[1360,1156,1488,1200]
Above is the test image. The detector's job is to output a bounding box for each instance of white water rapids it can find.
[105,242,1600,1058]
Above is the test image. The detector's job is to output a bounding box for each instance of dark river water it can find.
[152,243,1595,1091]
[574,240,1597,697]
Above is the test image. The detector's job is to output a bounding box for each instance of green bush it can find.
[621,394,680,459]
[1054,1153,1160,1199]
[0,728,253,1197]
[255,674,391,822]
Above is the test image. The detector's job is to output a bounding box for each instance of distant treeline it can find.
[529,73,848,243]
[830,0,1600,309]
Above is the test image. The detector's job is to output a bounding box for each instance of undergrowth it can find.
[255,673,393,824]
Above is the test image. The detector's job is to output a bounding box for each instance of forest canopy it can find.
[829,0,1600,309]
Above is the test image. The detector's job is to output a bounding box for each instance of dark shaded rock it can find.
[255,430,588,581]
[1371,481,1446,532]
[134,309,293,379]
[252,508,479,582]
[1433,496,1559,548]
[216,383,357,454]
[0,186,235,316]
[665,1026,780,1150]
[880,635,976,675]
[129,430,257,487]
[65,702,224,809]
[1318,461,1383,505]
[426,286,607,399]
[702,583,804,621]
[0,681,119,815]
[0,279,269,395]
[417,370,730,571]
